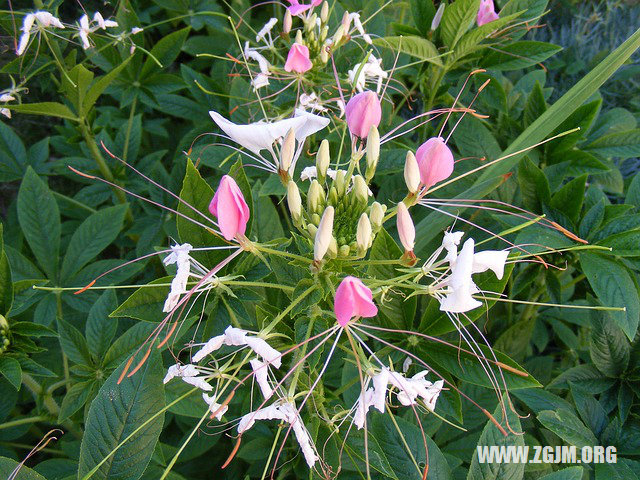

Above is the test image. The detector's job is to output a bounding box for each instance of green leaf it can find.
[368,229,415,328]
[78,352,165,480]
[110,277,172,323]
[373,36,442,66]
[86,290,118,359]
[548,99,601,154]
[580,253,640,339]
[58,379,95,422]
[57,318,92,365]
[141,27,190,78]
[584,129,640,159]
[523,81,547,127]
[550,174,587,224]
[598,230,640,256]
[60,205,126,282]
[538,467,584,480]
[589,310,630,377]
[440,0,480,49]
[0,457,47,480]
[477,28,640,183]
[517,157,550,212]
[83,56,133,115]
[537,409,598,447]
[6,102,78,121]
[17,167,61,280]
[483,41,562,70]
[450,13,520,65]
[0,121,27,182]
[0,225,13,315]
[626,172,640,208]
[468,397,525,480]
[421,342,540,390]
[410,0,435,36]
[0,356,22,390]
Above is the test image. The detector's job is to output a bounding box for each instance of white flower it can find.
[162,243,193,313]
[209,109,329,173]
[93,12,118,30]
[352,368,443,430]
[439,238,482,313]
[1,109,10,119]
[238,401,318,467]
[251,73,270,91]
[131,27,144,34]
[348,13,372,44]
[244,42,270,75]
[348,55,387,93]
[472,250,509,280]
[17,11,65,56]
[250,359,274,400]
[256,18,278,45]
[299,92,328,113]
[202,393,228,420]
[192,326,282,368]
[442,230,464,264]
[0,94,16,103]
[163,363,212,391]
[78,14,91,50]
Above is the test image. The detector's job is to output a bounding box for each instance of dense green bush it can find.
[0,1,639,479]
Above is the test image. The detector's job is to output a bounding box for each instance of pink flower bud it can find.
[209,175,250,241]
[415,136,454,190]
[345,91,381,139]
[477,0,499,26]
[284,43,312,73]
[334,276,378,326]
[396,202,415,252]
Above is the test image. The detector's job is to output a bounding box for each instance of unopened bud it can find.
[314,206,334,261]
[332,25,345,45]
[317,139,330,183]
[320,25,329,42]
[287,181,302,222]
[365,125,380,182]
[431,3,445,31]
[356,213,372,253]
[352,175,368,206]
[334,170,347,198]
[370,201,385,232]
[320,44,329,63]
[328,236,338,258]
[295,29,303,44]
[396,202,415,252]
[306,14,317,33]
[283,10,292,34]
[307,180,325,214]
[0,314,8,332]
[342,11,352,32]
[404,151,420,194]
[307,223,318,237]
[321,1,329,23]
[328,186,339,206]
[280,128,296,173]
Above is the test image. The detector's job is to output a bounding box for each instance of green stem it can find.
[123,97,137,162]
[260,425,283,480]
[159,409,209,480]
[263,285,316,336]
[254,244,313,264]
[0,416,47,431]
[55,292,70,393]
[288,317,315,396]
[78,121,133,222]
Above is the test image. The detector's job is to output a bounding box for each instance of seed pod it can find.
[317,139,330,184]
[314,206,334,261]
[287,181,302,222]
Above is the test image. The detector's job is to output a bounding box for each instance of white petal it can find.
[439,286,482,313]
[192,335,225,362]
[353,387,375,429]
[0,94,15,102]
[472,250,509,280]
[93,12,106,29]
[182,375,213,391]
[442,231,464,264]
[251,73,270,90]
[256,18,278,43]
[21,13,35,33]
[163,363,200,383]
[202,393,228,420]
[238,403,286,433]
[250,359,274,400]
[79,29,91,50]
[0,108,10,119]
[16,31,31,55]
[371,369,388,413]
[131,27,144,34]
[223,326,248,345]
[245,336,282,368]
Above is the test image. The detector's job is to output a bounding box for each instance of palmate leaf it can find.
[78,352,165,480]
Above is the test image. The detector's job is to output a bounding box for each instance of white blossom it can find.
[439,238,482,313]
[299,92,328,113]
[1,109,10,119]
[131,27,144,34]
[17,11,65,56]
[162,243,193,313]
[238,401,318,467]
[244,42,270,75]
[202,393,228,420]
[0,94,15,103]
[348,55,387,93]
[252,73,270,91]
[163,363,213,391]
[250,359,274,400]
[192,326,282,368]
[348,13,372,44]
[256,18,278,45]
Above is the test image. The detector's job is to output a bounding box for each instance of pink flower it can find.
[284,43,313,73]
[477,0,499,26]
[396,203,415,253]
[209,175,250,241]
[345,91,381,139]
[415,137,454,189]
[334,276,378,326]
[287,0,322,16]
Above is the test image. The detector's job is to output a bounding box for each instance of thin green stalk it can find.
[263,285,316,335]
[260,425,283,480]
[0,416,47,431]
[288,317,315,396]
[159,409,209,480]
[122,97,138,162]
[55,292,70,393]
